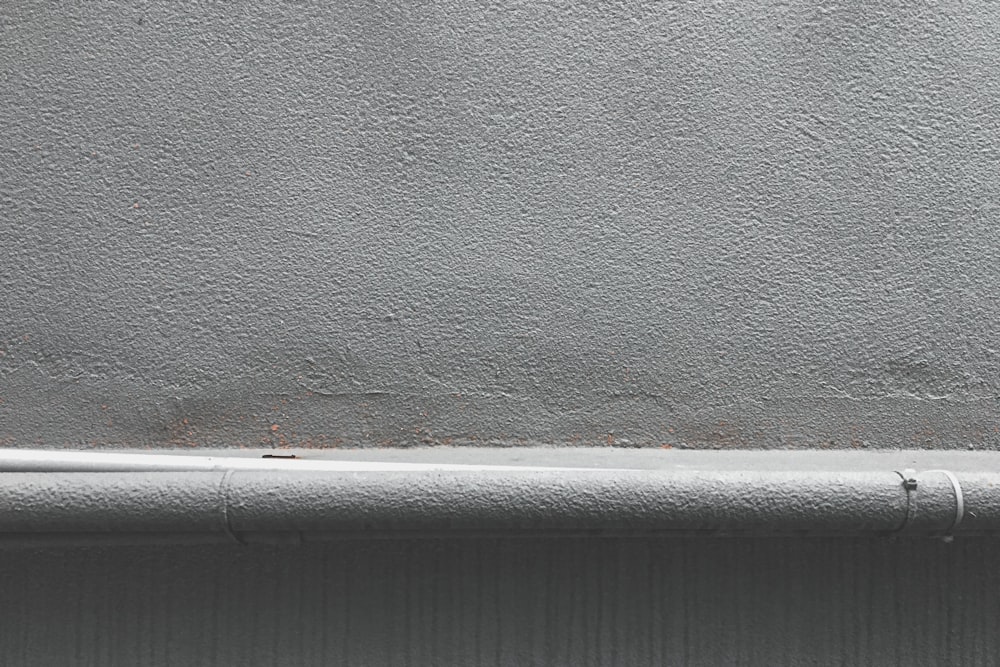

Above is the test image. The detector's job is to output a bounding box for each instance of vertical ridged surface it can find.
[0,538,997,666]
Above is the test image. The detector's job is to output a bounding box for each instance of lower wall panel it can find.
[0,537,996,666]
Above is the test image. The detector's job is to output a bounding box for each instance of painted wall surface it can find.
[4,2,1000,449]
[0,538,997,665]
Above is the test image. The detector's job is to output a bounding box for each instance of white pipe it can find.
[0,456,988,545]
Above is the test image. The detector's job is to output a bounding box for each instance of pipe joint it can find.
[896,469,965,538]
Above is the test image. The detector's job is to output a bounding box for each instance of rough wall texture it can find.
[1,538,997,666]
[3,2,1000,448]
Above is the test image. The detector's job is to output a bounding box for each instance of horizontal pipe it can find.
[0,464,997,545]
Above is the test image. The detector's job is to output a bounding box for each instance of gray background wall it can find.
[4,1,1000,449]
[1,538,997,666]
[4,6,999,666]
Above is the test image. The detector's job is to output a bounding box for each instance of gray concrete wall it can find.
[1,538,997,665]
[4,2,1000,449]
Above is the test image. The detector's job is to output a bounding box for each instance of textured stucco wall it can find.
[4,2,1000,448]
[2,538,998,666]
